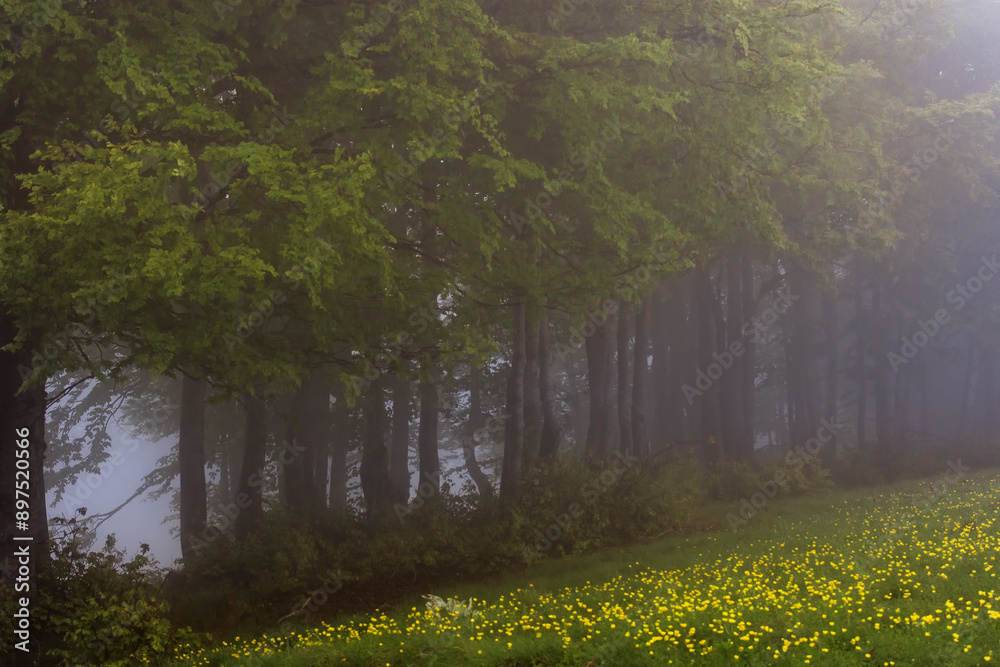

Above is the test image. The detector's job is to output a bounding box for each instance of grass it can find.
[160,467,1000,666]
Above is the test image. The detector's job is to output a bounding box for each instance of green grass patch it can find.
[161,469,1000,666]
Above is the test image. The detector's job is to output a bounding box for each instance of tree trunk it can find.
[675,276,700,444]
[584,309,617,461]
[740,249,756,449]
[360,377,391,518]
[959,338,977,441]
[179,374,208,560]
[522,307,543,472]
[981,345,997,443]
[538,310,562,460]
[389,375,412,506]
[464,365,494,498]
[855,270,868,450]
[417,368,441,496]
[695,266,722,463]
[632,296,650,457]
[282,371,327,513]
[786,264,819,448]
[648,283,671,447]
[722,253,750,461]
[500,302,526,500]
[328,391,348,517]
[617,301,635,456]
[235,392,266,538]
[822,290,839,462]
[873,283,898,479]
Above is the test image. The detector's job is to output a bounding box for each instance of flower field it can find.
[164,470,1000,666]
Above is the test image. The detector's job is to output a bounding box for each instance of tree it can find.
[178,374,207,561]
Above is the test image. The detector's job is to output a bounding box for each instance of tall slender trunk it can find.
[722,253,749,460]
[617,301,634,456]
[389,375,411,506]
[959,337,977,441]
[855,271,868,450]
[632,296,650,456]
[500,303,526,500]
[981,345,997,443]
[783,327,797,448]
[786,265,818,447]
[895,339,908,448]
[464,365,494,498]
[360,377,391,518]
[179,374,208,560]
[522,307,542,472]
[740,249,756,449]
[329,392,348,517]
[538,310,562,460]
[695,266,722,463]
[822,291,839,462]
[873,283,898,479]
[648,283,671,446]
[417,368,440,495]
[675,276,700,443]
[235,392,266,538]
[584,310,617,461]
[282,371,327,513]
[919,355,929,446]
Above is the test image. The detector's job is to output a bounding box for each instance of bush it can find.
[169,451,707,635]
[168,510,323,631]
[762,452,834,495]
[0,511,208,666]
[830,446,886,487]
[704,460,762,501]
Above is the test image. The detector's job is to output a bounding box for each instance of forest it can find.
[4,0,1000,665]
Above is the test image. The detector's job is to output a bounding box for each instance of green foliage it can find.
[168,454,705,633]
[706,452,832,501]
[48,590,172,667]
[15,513,210,666]
[169,511,322,630]
[704,460,761,501]
[830,447,888,487]
[766,453,834,495]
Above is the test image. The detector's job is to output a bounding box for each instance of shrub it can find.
[1,511,208,666]
[167,451,707,635]
[704,459,763,501]
[168,509,323,631]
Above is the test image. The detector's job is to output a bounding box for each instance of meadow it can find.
[161,468,1000,666]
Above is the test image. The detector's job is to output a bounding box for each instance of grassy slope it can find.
[162,468,1000,666]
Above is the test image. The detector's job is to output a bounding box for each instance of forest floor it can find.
[161,468,1000,666]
